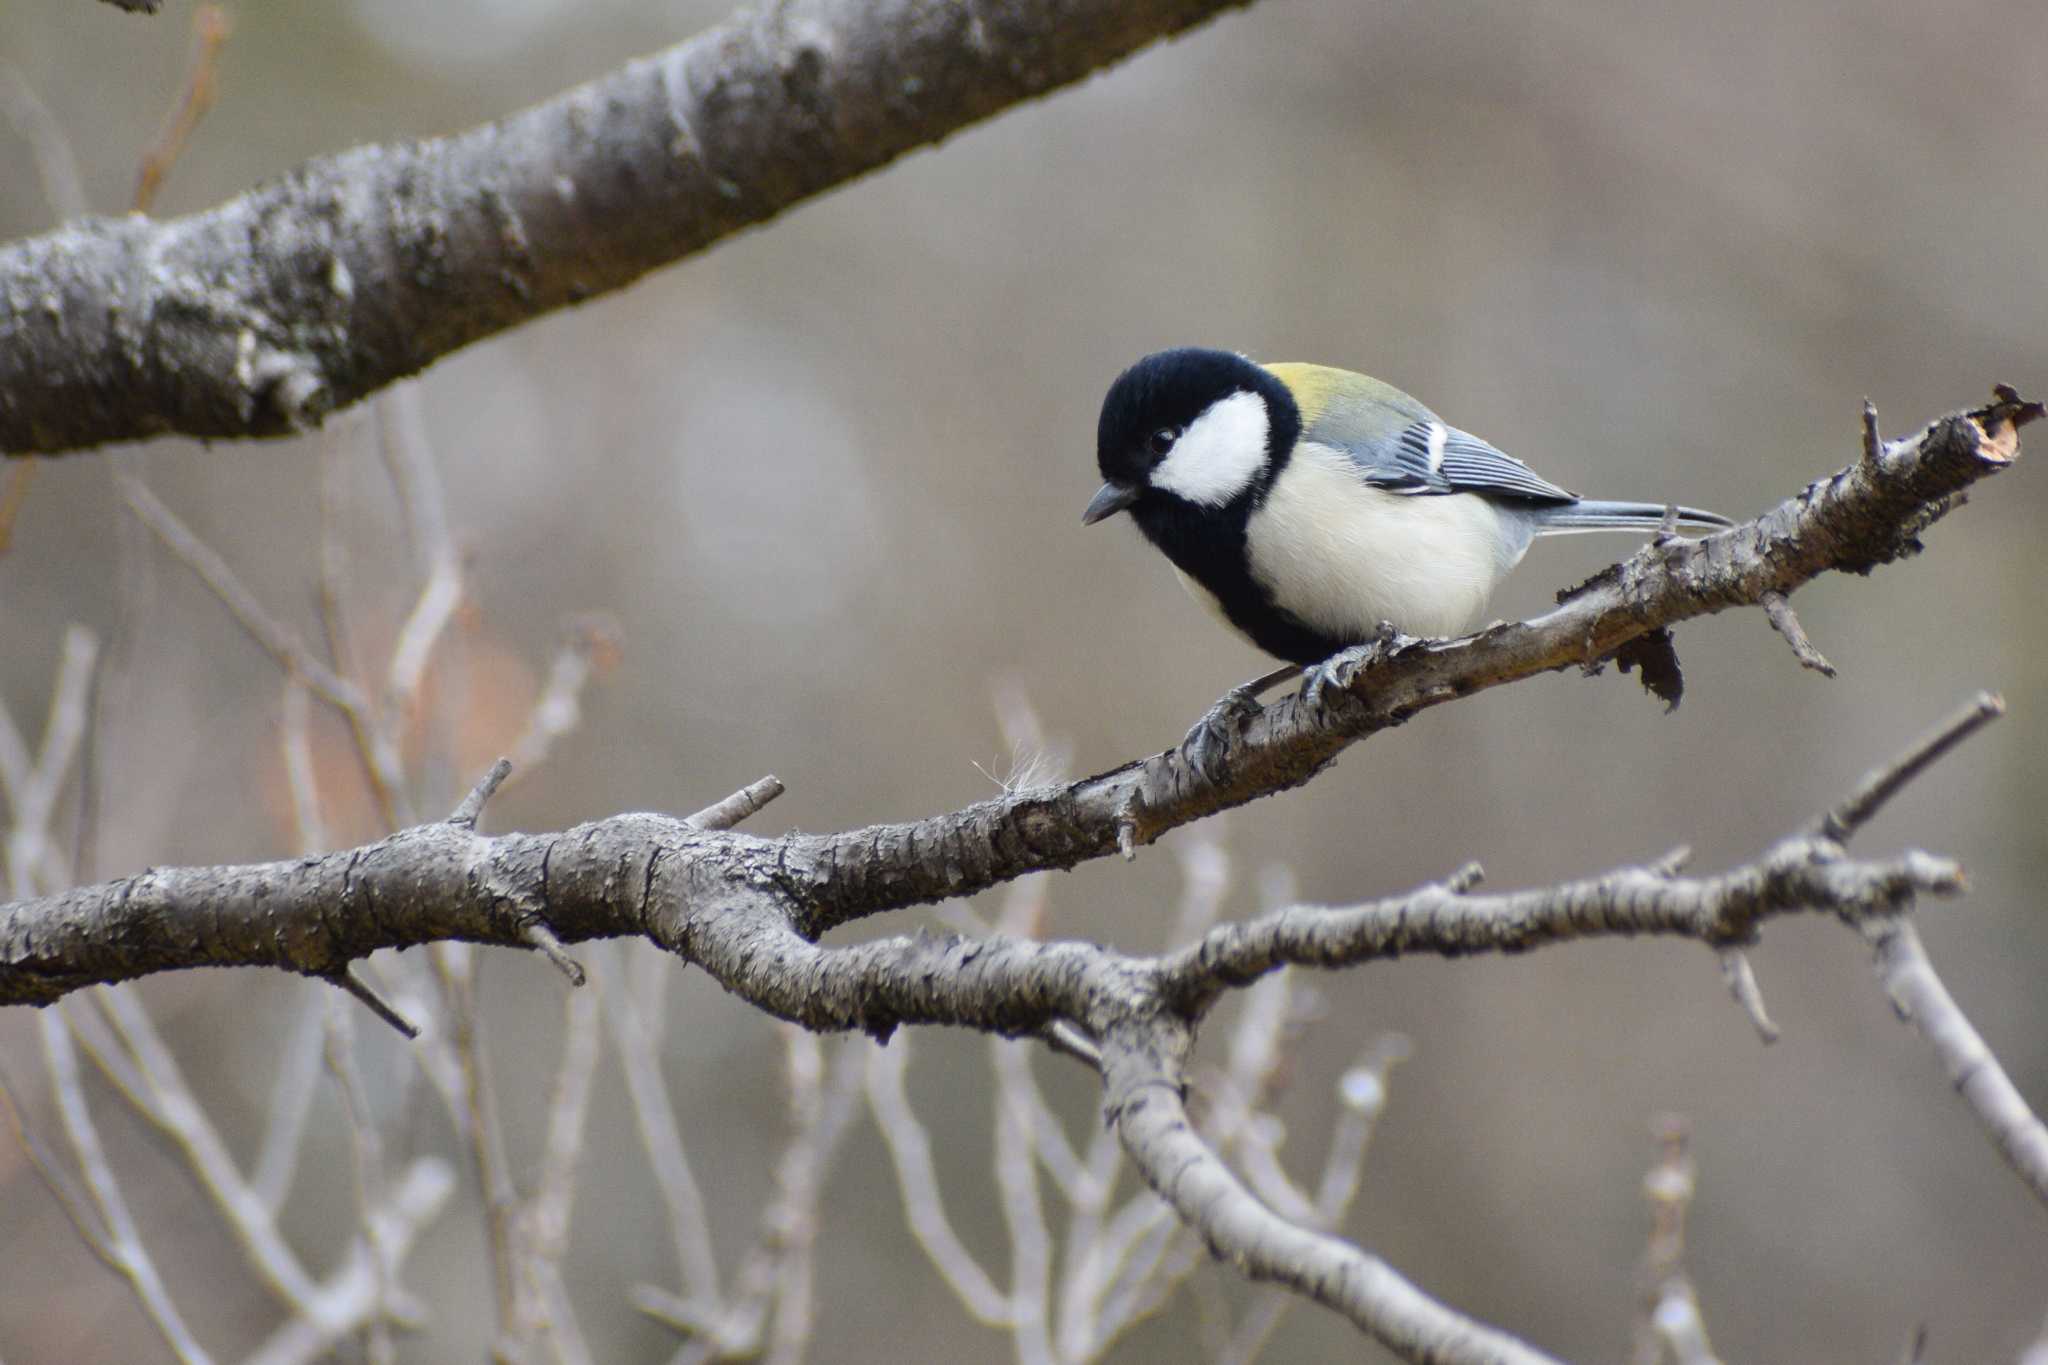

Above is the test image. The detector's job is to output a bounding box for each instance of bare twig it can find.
[1760,590,1836,677]
[432,941,518,1340]
[520,920,587,986]
[504,983,603,1359]
[1102,1022,1553,1365]
[1632,1116,1722,1365]
[686,774,787,831]
[1716,949,1780,1044]
[250,991,328,1214]
[277,680,329,854]
[39,1011,210,1363]
[1814,691,2004,842]
[376,388,456,575]
[241,1158,458,1365]
[1,626,97,898]
[315,424,407,831]
[89,986,324,1314]
[594,943,723,1310]
[1862,399,1885,464]
[1864,917,2048,1208]
[1220,1036,1409,1365]
[992,1040,1056,1365]
[504,614,623,778]
[132,4,232,214]
[384,545,464,711]
[328,967,420,1040]
[0,1058,115,1264]
[119,478,363,712]
[865,1035,1013,1326]
[448,758,513,829]
[322,996,397,1365]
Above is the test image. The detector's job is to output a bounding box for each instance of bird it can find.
[1082,347,1733,760]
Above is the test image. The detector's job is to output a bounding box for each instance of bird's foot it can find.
[1300,626,1404,715]
[1179,684,1266,782]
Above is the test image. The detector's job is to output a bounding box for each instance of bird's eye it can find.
[1146,427,1179,457]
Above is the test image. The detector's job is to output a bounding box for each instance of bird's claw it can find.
[1300,638,1388,714]
[1180,685,1264,781]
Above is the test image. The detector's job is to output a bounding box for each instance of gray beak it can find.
[1082,481,1141,526]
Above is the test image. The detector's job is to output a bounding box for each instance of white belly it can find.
[1244,443,1530,638]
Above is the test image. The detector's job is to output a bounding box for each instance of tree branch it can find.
[1100,1019,1558,1364]
[0,0,1254,456]
[0,389,2031,1008]
[774,386,2038,936]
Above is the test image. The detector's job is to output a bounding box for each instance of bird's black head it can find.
[1083,348,1300,526]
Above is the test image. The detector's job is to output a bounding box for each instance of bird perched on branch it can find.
[1082,347,1732,760]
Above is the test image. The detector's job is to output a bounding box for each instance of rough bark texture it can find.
[0,0,1251,456]
[0,388,2030,1009]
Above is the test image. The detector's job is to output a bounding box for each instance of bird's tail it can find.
[1533,500,1734,535]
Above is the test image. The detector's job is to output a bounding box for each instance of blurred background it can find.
[3,0,2046,1359]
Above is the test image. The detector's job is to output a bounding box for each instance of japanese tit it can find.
[1083,348,1732,670]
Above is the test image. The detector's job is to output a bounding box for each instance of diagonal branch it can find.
[775,387,2037,935]
[1100,1019,1558,1365]
[0,390,2031,1008]
[0,0,1256,456]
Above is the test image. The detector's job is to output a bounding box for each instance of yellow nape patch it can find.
[1260,363,1350,431]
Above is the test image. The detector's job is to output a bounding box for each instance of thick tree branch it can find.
[0,0,1252,456]
[0,389,2032,1007]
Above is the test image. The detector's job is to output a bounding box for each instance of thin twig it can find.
[512,983,603,1358]
[503,614,623,780]
[1716,950,1780,1044]
[431,941,519,1341]
[315,425,406,831]
[384,545,464,711]
[91,985,324,1312]
[992,1040,1056,1365]
[1632,1115,1723,1365]
[448,758,512,829]
[865,1036,1013,1325]
[376,387,455,575]
[132,4,233,214]
[241,1158,457,1365]
[323,995,396,1365]
[277,679,329,855]
[1221,1037,1409,1365]
[594,943,723,1309]
[250,990,327,1214]
[40,1011,211,1363]
[1862,399,1885,464]
[520,919,587,986]
[1815,692,2004,842]
[1759,591,1836,677]
[327,967,420,1040]
[1864,917,2048,1207]
[686,775,787,831]
[119,477,364,711]
[0,1059,115,1264]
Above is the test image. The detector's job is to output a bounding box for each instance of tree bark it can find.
[0,0,1252,457]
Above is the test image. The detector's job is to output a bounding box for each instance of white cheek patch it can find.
[1151,390,1270,506]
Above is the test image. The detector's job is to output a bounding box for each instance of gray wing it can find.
[1338,418,1578,506]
